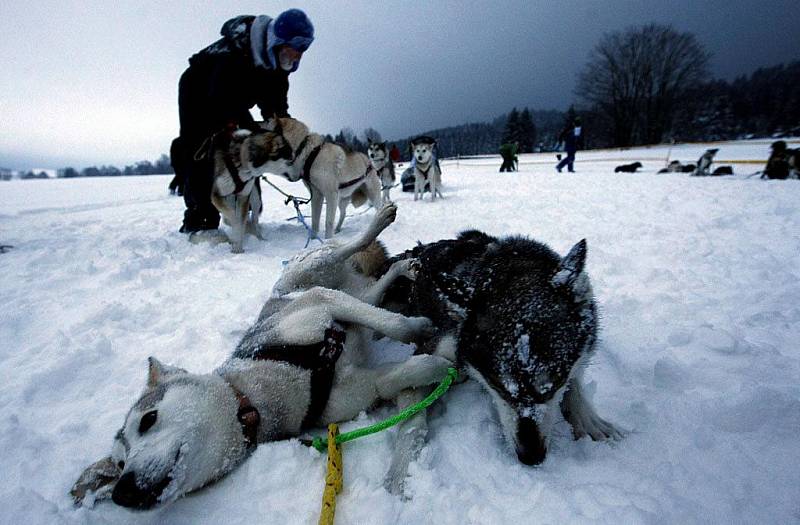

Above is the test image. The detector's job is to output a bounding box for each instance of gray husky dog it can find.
[383,230,622,467]
[71,204,451,509]
[208,124,293,253]
[367,139,396,203]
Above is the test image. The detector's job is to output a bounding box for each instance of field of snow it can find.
[1,139,799,524]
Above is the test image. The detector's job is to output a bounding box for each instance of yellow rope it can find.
[318,424,343,525]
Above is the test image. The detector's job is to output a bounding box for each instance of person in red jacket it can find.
[390,144,401,163]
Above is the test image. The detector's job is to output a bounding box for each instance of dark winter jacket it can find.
[180,15,290,137]
[559,126,581,153]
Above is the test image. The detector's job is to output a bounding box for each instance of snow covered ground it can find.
[1,139,799,524]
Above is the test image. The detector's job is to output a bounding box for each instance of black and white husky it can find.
[70,204,451,509]
[367,139,396,203]
[385,230,622,466]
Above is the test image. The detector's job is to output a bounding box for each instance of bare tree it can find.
[577,24,709,147]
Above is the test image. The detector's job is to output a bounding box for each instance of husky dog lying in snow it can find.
[410,136,443,201]
[615,161,642,173]
[384,231,622,466]
[257,117,382,238]
[208,123,293,253]
[71,204,450,509]
[367,139,396,203]
[658,160,696,174]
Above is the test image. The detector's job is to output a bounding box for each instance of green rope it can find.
[309,367,458,453]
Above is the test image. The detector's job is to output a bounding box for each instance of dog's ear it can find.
[381,141,387,148]
[552,239,587,288]
[264,114,280,132]
[147,357,187,387]
[367,138,373,145]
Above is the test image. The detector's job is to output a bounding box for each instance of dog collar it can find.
[227,383,260,449]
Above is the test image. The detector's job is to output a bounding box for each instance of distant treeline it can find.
[27,45,798,179]
[58,154,173,178]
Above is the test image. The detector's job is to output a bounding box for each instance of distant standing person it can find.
[499,141,518,172]
[556,117,582,173]
[171,9,314,233]
[390,144,401,164]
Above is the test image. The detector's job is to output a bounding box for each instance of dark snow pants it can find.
[556,151,576,172]
[173,67,221,233]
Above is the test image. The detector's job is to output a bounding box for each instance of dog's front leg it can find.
[322,354,450,424]
[560,369,624,441]
[383,387,430,497]
[414,175,420,201]
[331,203,396,262]
[307,287,434,343]
[360,258,416,306]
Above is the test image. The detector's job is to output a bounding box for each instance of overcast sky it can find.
[1,0,798,170]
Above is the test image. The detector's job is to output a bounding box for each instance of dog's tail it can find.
[351,186,368,208]
[349,241,388,277]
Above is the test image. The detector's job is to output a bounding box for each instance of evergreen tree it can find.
[518,108,537,153]
[502,107,520,144]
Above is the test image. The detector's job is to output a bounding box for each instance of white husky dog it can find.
[411,136,443,201]
[367,139,396,203]
[70,204,451,509]
[260,117,381,238]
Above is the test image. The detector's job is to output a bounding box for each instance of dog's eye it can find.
[138,410,158,434]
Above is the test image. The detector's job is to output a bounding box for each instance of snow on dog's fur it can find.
[384,230,622,467]
[70,204,450,509]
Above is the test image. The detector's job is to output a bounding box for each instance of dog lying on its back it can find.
[384,230,622,465]
[70,204,451,509]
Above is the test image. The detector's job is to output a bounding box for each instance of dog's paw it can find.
[407,316,437,340]
[572,413,625,442]
[391,258,420,281]
[70,456,121,507]
[374,203,398,230]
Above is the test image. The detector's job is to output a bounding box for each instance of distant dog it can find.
[70,204,450,509]
[692,148,719,176]
[384,231,621,467]
[260,117,382,238]
[658,160,689,173]
[367,140,396,203]
[410,136,443,201]
[615,161,642,173]
[712,166,734,176]
[763,140,800,180]
[208,125,292,252]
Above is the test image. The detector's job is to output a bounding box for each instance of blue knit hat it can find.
[273,9,314,52]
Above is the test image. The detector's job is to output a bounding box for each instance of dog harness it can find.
[246,324,347,430]
[337,166,371,190]
[416,164,432,180]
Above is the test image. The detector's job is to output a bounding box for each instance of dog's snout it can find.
[112,471,171,510]
[515,416,547,465]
